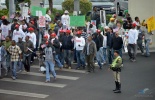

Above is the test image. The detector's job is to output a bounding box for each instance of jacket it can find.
[106,32,115,48]
[62,35,74,50]
[111,36,123,50]
[110,56,122,72]
[17,41,25,53]
[52,38,60,54]
[23,40,34,54]
[83,40,97,56]
[92,33,103,51]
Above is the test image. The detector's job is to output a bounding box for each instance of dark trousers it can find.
[86,54,95,71]
[127,44,136,60]
[137,40,144,54]
[23,54,31,72]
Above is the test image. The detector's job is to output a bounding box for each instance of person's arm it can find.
[33,34,36,48]
[93,42,97,56]
[80,38,85,47]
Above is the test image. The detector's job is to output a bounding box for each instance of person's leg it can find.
[90,54,95,72]
[44,61,50,81]
[132,44,137,60]
[103,48,107,63]
[63,50,68,67]
[0,62,1,77]
[137,40,144,54]
[107,47,112,64]
[12,61,18,79]
[49,61,56,79]
[127,44,133,59]
[6,54,10,72]
[58,52,64,65]
[27,55,31,72]
[80,50,86,68]
[96,51,102,69]
[145,39,151,56]
[73,49,77,63]
[68,50,72,68]
[54,54,63,68]
[114,72,121,93]
[86,55,91,72]
[76,50,80,69]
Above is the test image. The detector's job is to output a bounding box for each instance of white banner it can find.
[22,7,29,18]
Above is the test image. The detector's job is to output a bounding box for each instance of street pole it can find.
[9,0,16,21]
[74,0,80,15]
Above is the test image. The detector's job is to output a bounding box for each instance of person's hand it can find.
[78,44,80,47]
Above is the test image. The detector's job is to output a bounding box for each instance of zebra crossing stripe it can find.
[1,78,66,88]
[20,72,79,80]
[31,65,86,73]
[0,89,49,98]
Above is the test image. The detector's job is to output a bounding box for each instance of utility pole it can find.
[74,0,80,15]
[9,0,16,21]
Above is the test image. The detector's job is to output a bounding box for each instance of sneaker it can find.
[131,59,136,62]
[11,76,16,80]
[121,64,124,67]
[17,70,22,73]
[54,76,57,80]
[76,67,80,70]
[68,66,72,69]
[45,80,50,83]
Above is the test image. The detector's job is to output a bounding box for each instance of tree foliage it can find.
[62,0,92,15]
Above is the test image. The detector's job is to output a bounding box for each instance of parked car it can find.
[90,0,116,14]
[114,0,128,16]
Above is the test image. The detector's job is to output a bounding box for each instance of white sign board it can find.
[100,10,106,27]
[22,7,29,17]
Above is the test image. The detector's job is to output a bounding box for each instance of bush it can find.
[62,0,92,15]
[0,9,9,18]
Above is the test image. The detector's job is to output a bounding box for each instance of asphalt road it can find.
[0,52,155,100]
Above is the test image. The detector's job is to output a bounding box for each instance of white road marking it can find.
[20,72,79,80]
[31,65,87,74]
[1,78,66,88]
[0,89,49,98]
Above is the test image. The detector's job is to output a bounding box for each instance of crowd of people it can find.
[0,9,154,93]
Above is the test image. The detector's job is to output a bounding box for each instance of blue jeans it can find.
[11,61,18,78]
[96,47,104,68]
[103,47,107,63]
[145,39,151,56]
[76,50,85,67]
[44,61,56,81]
[6,54,11,69]
[18,60,24,71]
[58,52,64,65]
[63,50,72,66]
[54,54,63,68]
[107,46,113,64]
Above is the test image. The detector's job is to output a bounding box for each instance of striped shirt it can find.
[81,32,88,40]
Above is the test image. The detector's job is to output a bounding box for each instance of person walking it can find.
[127,23,138,62]
[7,40,22,80]
[110,50,122,93]
[61,30,74,69]
[42,41,56,82]
[50,33,63,69]
[74,31,86,70]
[137,26,144,55]
[23,36,34,72]
[83,35,97,72]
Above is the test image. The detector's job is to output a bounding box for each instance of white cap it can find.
[64,10,69,14]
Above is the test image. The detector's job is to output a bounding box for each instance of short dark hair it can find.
[135,17,139,21]
[114,50,119,55]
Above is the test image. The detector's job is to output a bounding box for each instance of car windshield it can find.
[90,0,114,2]
[44,0,63,5]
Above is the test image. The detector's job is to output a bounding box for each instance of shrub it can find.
[0,9,9,18]
[62,0,92,15]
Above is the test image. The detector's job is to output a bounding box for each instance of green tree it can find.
[62,0,92,15]
[48,0,53,13]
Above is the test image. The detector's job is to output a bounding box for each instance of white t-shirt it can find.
[103,35,107,48]
[127,29,138,44]
[74,37,85,50]
[1,24,11,38]
[45,14,51,22]
[61,14,70,26]
[12,29,25,42]
[26,32,36,48]
[19,24,27,31]
[133,21,140,26]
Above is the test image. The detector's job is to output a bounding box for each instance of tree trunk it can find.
[49,0,53,13]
